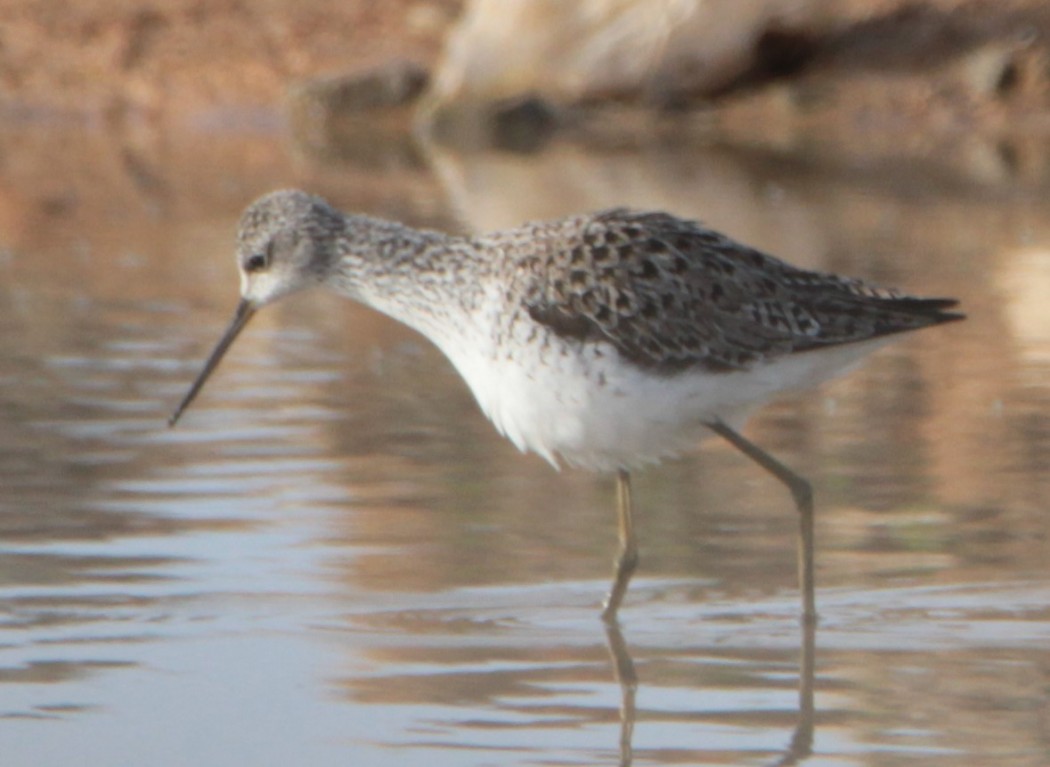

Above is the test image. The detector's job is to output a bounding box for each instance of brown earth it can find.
[2,0,1049,141]
[0,0,460,123]
[701,1,1050,168]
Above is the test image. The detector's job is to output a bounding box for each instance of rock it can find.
[421,0,826,116]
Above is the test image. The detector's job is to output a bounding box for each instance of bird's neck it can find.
[333,214,488,339]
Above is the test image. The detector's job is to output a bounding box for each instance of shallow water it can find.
[0,123,1048,766]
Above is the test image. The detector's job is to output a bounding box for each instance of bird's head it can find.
[235,189,345,307]
[168,189,343,426]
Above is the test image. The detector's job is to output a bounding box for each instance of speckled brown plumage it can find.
[495,208,962,373]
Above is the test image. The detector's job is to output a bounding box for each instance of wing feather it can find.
[511,209,961,372]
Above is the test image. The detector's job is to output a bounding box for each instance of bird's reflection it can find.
[602,615,816,767]
[602,618,638,767]
[768,617,815,767]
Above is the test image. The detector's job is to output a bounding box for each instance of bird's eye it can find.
[245,252,267,273]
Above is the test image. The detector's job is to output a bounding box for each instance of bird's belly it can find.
[445,335,889,473]
[496,364,725,471]
[498,356,740,470]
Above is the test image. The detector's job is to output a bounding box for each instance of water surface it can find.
[0,124,1048,766]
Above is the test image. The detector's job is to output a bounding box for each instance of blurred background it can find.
[1,1,1049,765]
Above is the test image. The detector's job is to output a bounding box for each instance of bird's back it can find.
[489,208,962,375]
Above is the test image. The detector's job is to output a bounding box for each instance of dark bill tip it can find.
[168,299,257,427]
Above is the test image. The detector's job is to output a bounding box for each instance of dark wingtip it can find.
[882,296,965,326]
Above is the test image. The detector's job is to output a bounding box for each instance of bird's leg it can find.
[706,420,817,624]
[602,469,639,622]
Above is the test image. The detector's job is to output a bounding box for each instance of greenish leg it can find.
[706,420,817,624]
[601,469,638,622]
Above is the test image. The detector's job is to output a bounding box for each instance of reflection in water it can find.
[337,588,827,765]
[602,619,637,766]
[601,618,815,766]
[776,620,815,767]
[0,123,1047,765]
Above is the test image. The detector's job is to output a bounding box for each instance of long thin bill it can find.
[169,299,257,426]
